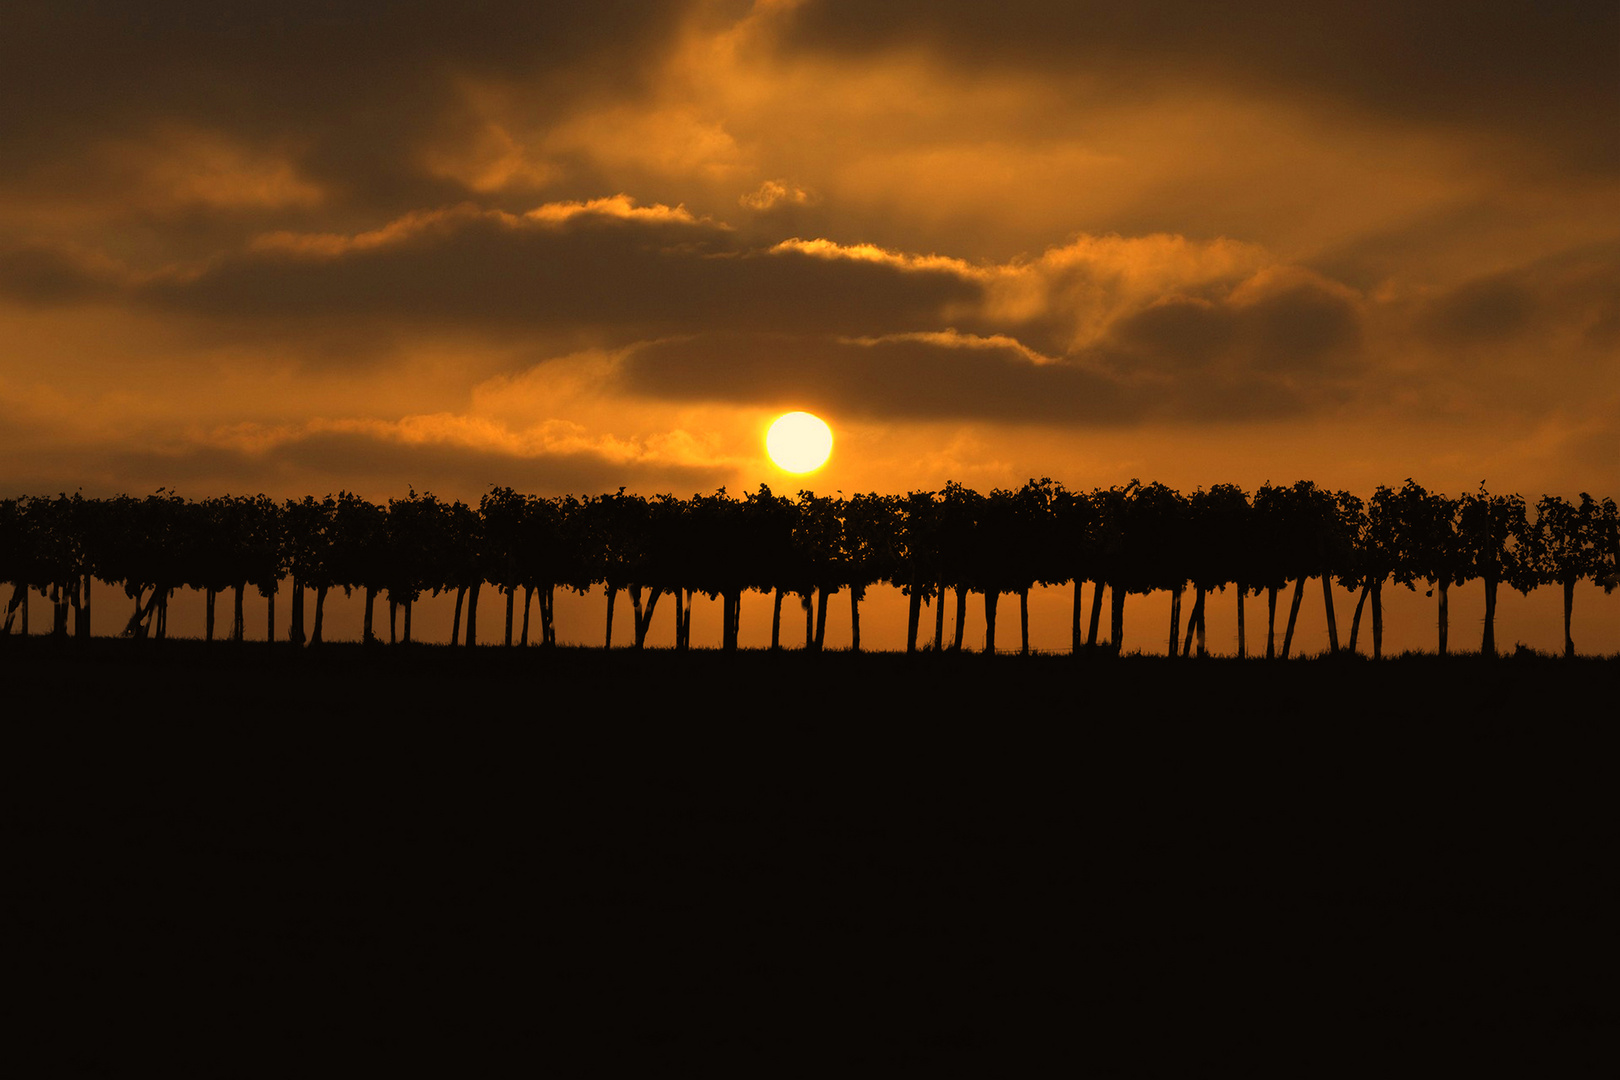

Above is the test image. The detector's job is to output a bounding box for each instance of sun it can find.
[765,411,834,473]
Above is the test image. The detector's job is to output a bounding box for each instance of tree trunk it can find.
[906,584,921,654]
[267,588,276,645]
[77,575,92,639]
[773,588,785,650]
[814,587,830,651]
[1195,587,1207,657]
[1236,583,1246,659]
[850,585,863,652]
[1281,576,1305,659]
[983,590,999,654]
[1563,577,1576,658]
[311,585,328,645]
[1019,587,1029,656]
[363,587,375,644]
[1072,578,1084,654]
[1482,576,1498,657]
[451,585,466,646]
[403,598,413,645]
[504,583,515,647]
[290,578,305,646]
[1182,587,1204,658]
[728,589,744,652]
[389,599,397,645]
[233,583,245,642]
[1110,583,1125,654]
[673,587,686,650]
[1168,584,1183,657]
[1437,580,1449,656]
[1265,585,1278,659]
[803,591,813,649]
[467,581,481,647]
[953,585,967,651]
[1348,579,1368,653]
[1322,576,1339,654]
[1371,580,1383,660]
[633,586,662,648]
[123,586,153,638]
[205,588,217,642]
[521,585,533,646]
[542,585,557,647]
[604,585,617,649]
[934,574,946,650]
[1088,579,1104,648]
[3,582,21,635]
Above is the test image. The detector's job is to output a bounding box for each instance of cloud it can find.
[1417,242,1620,352]
[775,1,1620,174]
[741,180,813,211]
[618,323,1358,426]
[5,189,1378,426]
[0,1,701,218]
[135,199,982,351]
[0,243,125,306]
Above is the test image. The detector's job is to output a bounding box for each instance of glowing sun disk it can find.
[766,411,833,473]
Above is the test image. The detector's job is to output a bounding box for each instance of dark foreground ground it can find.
[9,639,1618,1071]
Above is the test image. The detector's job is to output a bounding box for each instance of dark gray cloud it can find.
[0,244,122,306]
[778,0,1620,173]
[1418,242,1620,352]
[0,1,697,210]
[619,328,1360,426]
[623,332,1126,423]
[135,206,980,350]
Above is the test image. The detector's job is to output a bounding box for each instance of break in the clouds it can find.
[2,0,1616,503]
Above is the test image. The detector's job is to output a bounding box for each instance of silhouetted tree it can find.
[1530,494,1606,657]
[1088,482,1137,653]
[328,492,384,645]
[7,478,1615,660]
[1120,481,1188,657]
[1248,483,1296,659]
[936,482,982,651]
[894,490,941,653]
[1388,479,1464,655]
[794,490,844,651]
[1011,479,1066,656]
[1274,481,1352,659]
[104,490,188,640]
[1181,484,1250,658]
[844,491,900,652]
[1456,484,1533,657]
[383,489,452,645]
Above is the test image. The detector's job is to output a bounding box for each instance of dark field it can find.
[11,640,1617,1070]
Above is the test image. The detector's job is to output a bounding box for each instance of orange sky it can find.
[3,2,1617,650]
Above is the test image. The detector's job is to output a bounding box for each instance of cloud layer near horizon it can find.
[2,0,1616,503]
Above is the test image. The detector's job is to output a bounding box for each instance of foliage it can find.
[4,478,1617,653]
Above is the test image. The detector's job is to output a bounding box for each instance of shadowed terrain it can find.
[11,640,1615,1070]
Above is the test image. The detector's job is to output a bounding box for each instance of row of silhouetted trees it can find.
[3,480,1618,656]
